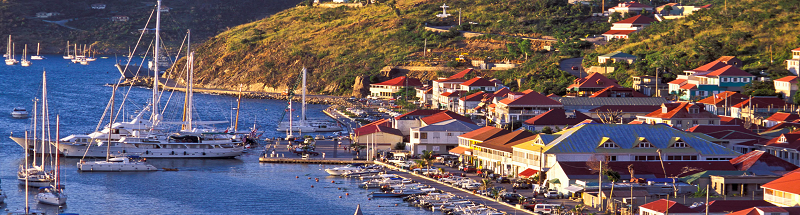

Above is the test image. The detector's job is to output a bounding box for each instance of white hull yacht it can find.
[11,107,28,118]
[78,155,157,171]
[35,185,67,205]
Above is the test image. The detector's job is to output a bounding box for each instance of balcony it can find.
[765,193,795,206]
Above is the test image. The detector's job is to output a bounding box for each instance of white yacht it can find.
[31,43,44,60]
[11,107,28,118]
[17,166,54,188]
[35,185,67,205]
[276,68,343,132]
[324,163,366,176]
[78,155,157,171]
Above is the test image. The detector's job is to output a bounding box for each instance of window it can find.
[637,141,653,148]
[779,136,787,143]
[635,155,659,161]
[672,141,688,148]
[414,132,419,139]
[601,140,618,148]
[420,132,428,139]
[606,155,617,161]
[447,133,453,136]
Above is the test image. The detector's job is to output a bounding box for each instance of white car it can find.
[544,191,559,199]
[440,176,465,184]
[533,204,561,214]
[412,167,438,174]
[462,182,482,190]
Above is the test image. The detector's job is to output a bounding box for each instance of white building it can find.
[409,119,481,155]
[787,48,800,75]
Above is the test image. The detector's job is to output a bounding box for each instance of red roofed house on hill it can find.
[765,112,800,128]
[758,132,800,166]
[685,124,767,154]
[787,48,800,75]
[638,199,699,215]
[431,68,474,108]
[729,150,799,172]
[522,109,596,131]
[458,91,487,115]
[567,72,621,97]
[670,56,754,101]
[602,15,657,41]
[369,76,423,99]
[459,77,500,92]
[697,91,751,116]
[774,75,798,103]
[393,109,445,137]
[635,102,720,129]
[489,90,563,128]
[729,97,789,120]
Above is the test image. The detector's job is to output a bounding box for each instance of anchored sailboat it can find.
[5,35,18,65]
[31,43,44,60]
[18,71,55,188]
[276,68,343,133]
[62,41,73,59]
[21,44,31,67]
[36,116,67,205]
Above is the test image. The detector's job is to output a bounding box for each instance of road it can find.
[559,57,587,77]
[42,19,85,31]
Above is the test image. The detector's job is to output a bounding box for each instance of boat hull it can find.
[59,143,244,158]
[77,161,158,171]
[11,112,28,118]
[9,136,59,155]
[17,178,53,188]
[36,192,67,205]
[31,56,44,60]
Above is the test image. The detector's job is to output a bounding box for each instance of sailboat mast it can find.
[24,131,29,215]
[56,116,60,188]
[235,85,242,132]
[187,29,193,131]
[41,71,47,168]
[153,0,162,122]
[37,43,40,56]
[33,99,37,168]
[107,84,115,162]
[23,44,26,59]
[302,68,307,123]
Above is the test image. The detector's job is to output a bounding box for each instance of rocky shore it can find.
[118,77,358,106]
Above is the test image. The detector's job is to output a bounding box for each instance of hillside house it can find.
[762,172,800,207]
[457,91,487,115]
[632,76,666,96]
[489,90,563,127]
[111,15,129,22]
[764,112,800,128]
[567,72,621,96]
[521,108,595,131]
[774,76,798,102]
[788,48,800,75]
[369,76,423,99]
[459,77,498,92]
[669,57,754,100]
[608,2,654,15]
[602,15,657,41]
[598,52,638,64]
[431,68,473,108]
[91,3,106,9]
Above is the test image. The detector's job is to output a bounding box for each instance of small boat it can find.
[77,155,158,172]
[21,44,30,67]
[11,107,28,118]
[324,163,366,176]
[31,43,44,60]
[36,185,67,205]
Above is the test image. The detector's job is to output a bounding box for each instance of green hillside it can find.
[589,0,800,87]
[0,0,302,53]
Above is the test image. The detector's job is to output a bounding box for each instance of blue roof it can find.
[543,124,740,156]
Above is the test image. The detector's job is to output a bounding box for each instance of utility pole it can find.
[655,68,659,97]
[458,8,461,26]
[424,39,427,57]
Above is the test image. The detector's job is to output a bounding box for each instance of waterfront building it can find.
[450,126,511,166]
[408,119,481,155]
[369,76,423,99]
[353,119,403,151]
[392,109,444,137]
[473,130,537,175]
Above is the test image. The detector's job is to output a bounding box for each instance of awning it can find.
[564,185,584,193]
[518,168,539,178]
[549,179,561,184]
[448,146,473,155]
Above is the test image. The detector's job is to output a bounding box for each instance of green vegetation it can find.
[182,0,613,95]
[592,0,800,86]
[0,0,301,53]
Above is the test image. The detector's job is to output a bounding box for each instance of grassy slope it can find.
[590,0,800,86]
[186,0,610,95]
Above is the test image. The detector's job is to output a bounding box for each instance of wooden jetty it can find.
[258,157,372,164]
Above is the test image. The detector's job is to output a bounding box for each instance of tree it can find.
[394,142,406,150]
[596,109,624,124]
[794,93,800,105]
[480,178,494,192]
[420,150,435,170]
[541,126,554,134]
[605,170,621,212]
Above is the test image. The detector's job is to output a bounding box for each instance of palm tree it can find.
[605,170,621,212]
[420,150,435,170]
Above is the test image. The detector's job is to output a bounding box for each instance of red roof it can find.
[793,47,800,52]
[685,124,761,139]
[719,115,746,125]
[706,65,754,77]
[394,109,444,120]
[602,30,637,36]
[729,150,798,171]
[475,130,537,152]
[449,68,473,79]
[420,111,474,125]
[518,168,538,178]
[458,126,512,141]
[523,109,596,126]
[732,97,788,109]
[448,146,472,155]
[644,102,719,119]
[679,84,697,90]
[697,91,749,107]
[589,105,660,113]
[372,76,423,87]
[440,91,466,97]
[492,88,512,98]
[497,90,562,106]
[614,15,656,24]
[460,77,495,87]
[589,86,648,97]
[764,132,800,150]
[353,124,403,137]
[668,79,687,85]
[766,112,800,122]
[568,72,621,90]
[775,76,799,82]
[692,60,730,73]
[460,91,486,101]
[363,118,392,127]
[766,122,800,132]
[762,172,800,194]
[546,94,560,98]
[639,199,698,213]
[704,200,775,213]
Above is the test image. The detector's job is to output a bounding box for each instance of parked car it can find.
[462,182,482,190]
[461,166,477,173]
[495,176,511,184]
[454,179,476,188]
[571,66,579,70]
[532,204,562,214]
[412,167,438,174]
[499,192,526,203]
[513,182,532,189]
[477,169,493,178]
[544,191,559,199]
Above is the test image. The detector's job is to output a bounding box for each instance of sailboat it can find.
[62,41,73,59]
[18,71,55,188]
[58,4,245,158]
[21,44,31,67]
[276,68,343,133]
[5,35,18,65]
[31,43,44,60]
[36,115,67,205]
[71,44,82,63]
[85,44,96,62]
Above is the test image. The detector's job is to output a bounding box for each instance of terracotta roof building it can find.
[452,126,512,160]
[490,90,563,127]
[473,130,537,175]
[409,119,482,155]
[685,124,766,153]
[431,68,474,109]
[671,57,755,101]
[638,199,701,215]
[602,15,657,41]
[567,73,621,96]
[352,124,404,150]
[522,109,596,131]
[774,76,799,103]
[636,102,721,129]
[589,86,648,98]
[369,76,423,99]
[762,172,800,207]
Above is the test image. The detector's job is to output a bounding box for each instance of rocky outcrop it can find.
[351,75,370,98]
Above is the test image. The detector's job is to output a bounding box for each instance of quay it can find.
[258,157,371,164]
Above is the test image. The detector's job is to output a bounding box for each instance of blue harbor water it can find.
[0,56,434,214]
